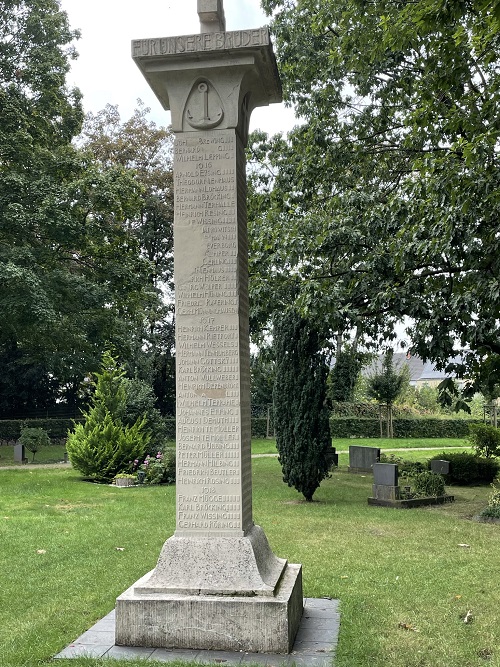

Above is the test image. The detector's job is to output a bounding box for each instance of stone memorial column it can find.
[115,1,303,654]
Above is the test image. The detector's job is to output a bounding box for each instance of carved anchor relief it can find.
[185,81,224,130]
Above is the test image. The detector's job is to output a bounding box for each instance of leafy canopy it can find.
[251,0,500,388]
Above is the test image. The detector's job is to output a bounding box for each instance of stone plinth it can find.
[116,4,302,654]
[116,565,303,653]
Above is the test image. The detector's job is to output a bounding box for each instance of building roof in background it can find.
[362,353,461,384]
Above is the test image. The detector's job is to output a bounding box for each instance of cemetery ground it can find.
[0,437,470,465]
[1,447,499,667]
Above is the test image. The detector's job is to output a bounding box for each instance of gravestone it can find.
[372,462,400,501]
[13,443,26,464]
[115,1,303,654]
[430,459,450,475]
[348,445,380,473]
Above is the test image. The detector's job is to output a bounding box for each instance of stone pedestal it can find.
[116,6,302,654]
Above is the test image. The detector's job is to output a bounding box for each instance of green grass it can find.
[0,455,498,667]
[0,437,468,466]
[0,444,67,465]
[251,437,470,456]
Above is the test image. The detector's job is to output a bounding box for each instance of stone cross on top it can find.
[198,0,226,33]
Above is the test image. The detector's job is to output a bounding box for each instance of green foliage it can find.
[66,353,150,482]
[479,479,500,519]
[412,471,446,498]
[330,417,479,439]
[0,418,78,441]
[122,377,168,452]
[379,452,426,477]
[18,426,51,462]
[428,452,500,485]
[367,351,408,407]
[250,348,275,406]
[134,448,176,485]
[252,0,500,389]
[0,12,169,418]
[273,311,331,501]
[80,103,176,416]
[468,423,500,458]
[328,350,363,403]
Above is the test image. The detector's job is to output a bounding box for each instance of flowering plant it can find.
[132,449,175,485]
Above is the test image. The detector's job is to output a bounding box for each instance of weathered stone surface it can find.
[348,445,380,473]
[116,565,303,653]
[198,0,226,32]
[373,463,398,487]
[13,443,25,463]
[431,459,450,475]
[372,483,401,501]
[116,1,302,655]
[135,525,287,596]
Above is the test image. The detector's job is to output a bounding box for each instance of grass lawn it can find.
[0,437,469,465]
[0,455,498,667]
[251,437,470,456]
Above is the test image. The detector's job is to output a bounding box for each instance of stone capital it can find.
[131,28,282,138]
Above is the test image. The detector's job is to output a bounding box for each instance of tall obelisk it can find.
[116,1,303,653]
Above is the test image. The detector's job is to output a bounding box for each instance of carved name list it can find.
[174,129,251,537]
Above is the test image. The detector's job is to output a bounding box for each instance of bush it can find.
[19,426,51,462]
[479,479,500,519]
[330,417,480,438]
[428,452,500,485]
[412,471,446,497]
[468,423,500,458]
[66,353,150,483]
[134,448,175,485]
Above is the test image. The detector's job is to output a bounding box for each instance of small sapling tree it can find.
[19,427,51,462]
[367,350,408,438]
[273,310,331,501]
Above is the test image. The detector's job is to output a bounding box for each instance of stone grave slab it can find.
[430,459,450,475]
[348,446,380,473]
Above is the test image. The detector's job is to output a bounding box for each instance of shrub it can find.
[428,452,500,485]
[19,426,51,462]
[122,377,169,454]
[329,417,480,439]
[479,479,500,519]
[134,448,175,485]
[412,471,446,497]
[468,423,500,458]
[66,353,150,483]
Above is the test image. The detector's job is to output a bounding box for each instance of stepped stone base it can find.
[115,563,303,653]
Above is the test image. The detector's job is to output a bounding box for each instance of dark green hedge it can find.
[428,451,499,485]
[329,417,481,439]
[0,416,480,443]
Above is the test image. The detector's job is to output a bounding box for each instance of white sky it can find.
[59,0,296,135]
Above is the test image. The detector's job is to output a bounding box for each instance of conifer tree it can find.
[273,311,331,501]
[66,353,150,482]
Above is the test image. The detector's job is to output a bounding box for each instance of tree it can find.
[66,353,150,482]
[273,310,331,501]
[80,104,176,414]
[0,4,162,415]
[327,347,364,404]
[253,0,500,389]
[367,350,408,437]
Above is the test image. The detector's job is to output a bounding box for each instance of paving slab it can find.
[54,598,340,665]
